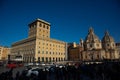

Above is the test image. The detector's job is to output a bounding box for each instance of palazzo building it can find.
[0,46,10,60]
[11,18,67,63]
[68,27,119,61]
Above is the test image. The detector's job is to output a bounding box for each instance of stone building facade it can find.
[116,43,120,60]
[11,19,67,63]
[68,27,119,61]
[68,42,83,61]
[0,46,10,60]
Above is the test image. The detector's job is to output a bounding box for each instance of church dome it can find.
[102,31,114,43]
[85,27,100,43]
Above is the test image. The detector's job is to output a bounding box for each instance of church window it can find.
[85,55,87,59]
[113,44,114,47]
[97,44,99,47]
[90,44,92,48]
[97,55,99,59]
[107,44,109,46]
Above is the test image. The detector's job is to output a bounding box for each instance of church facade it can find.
[68,27,119,61]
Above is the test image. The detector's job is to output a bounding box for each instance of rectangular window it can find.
[47,26,49,29]
[46,51,48,54]
[43,25,45,28]
[38,50,40,54]
[42,57,44,62]
[46,57,48,62]
[49,57,51,62]
[90,44,92,48]
[59,58,60,61]
[39,23,41,27]
[38,57,40,62]
[61,58,63,61]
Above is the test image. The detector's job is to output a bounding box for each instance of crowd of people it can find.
[0,61,120,80]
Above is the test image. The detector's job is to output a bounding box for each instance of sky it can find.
[0,0,120,47]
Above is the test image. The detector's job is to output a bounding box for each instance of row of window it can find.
[29,23,49,30]
[88,43,115,48]
[38,50,65,55]
[12,48,35,54]
[39,57,64,62]
[23,57,65,62]
[89,44,100,48]
[29,24,36,28]
[84,54,100,60]
[39,23,49,29]
[38,47,64,51]
[38,34,49,38]
[39,29,49,33]
[106,43,115,47]
[39,42,65,48]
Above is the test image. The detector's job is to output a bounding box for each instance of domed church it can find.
[102,31,116,50]
[79,27,119,61]
[84,27,102,50]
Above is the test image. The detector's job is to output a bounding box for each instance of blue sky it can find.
[0,0,120,47]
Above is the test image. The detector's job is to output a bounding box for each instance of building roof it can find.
[84,27,100,43]
[28,18,51,26]
[102,31,114,43]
